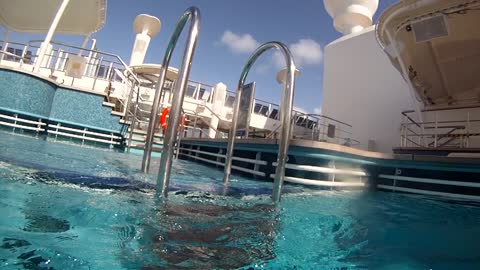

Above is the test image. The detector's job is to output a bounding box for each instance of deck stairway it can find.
[123,112,225,153]
[125,128,164,152]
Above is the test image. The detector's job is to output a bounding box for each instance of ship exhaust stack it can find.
[129,14,161,66]
[324,0,378,35]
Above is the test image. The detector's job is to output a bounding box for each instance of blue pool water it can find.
[0,131,480,269]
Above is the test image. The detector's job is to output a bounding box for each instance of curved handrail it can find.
[223,41,297,203]
[140,7,200,199]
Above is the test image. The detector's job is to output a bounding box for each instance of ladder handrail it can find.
[140,7,201,199]
[223,41,297,204]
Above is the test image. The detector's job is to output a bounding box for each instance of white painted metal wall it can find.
[322,26,415,153]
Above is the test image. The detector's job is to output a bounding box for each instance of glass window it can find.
[225,95,235,107]
[198,87,206,99]
[254,103,262,114]
[269,109,278,119]
[307,120,315,129]
[185,84,196,97]
[97,65,106,78]
[260,105,269,116]
[5,47,14,61]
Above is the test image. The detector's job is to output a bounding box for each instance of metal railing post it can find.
[91,57,103,90]
[222,41,296,204]
[466,112,471,147]
[19,45,28,68]
[127,85,141,153]
[434,112,438,148]
[140,7,200,199]
[0,30,10,63]
[176,120,186,159]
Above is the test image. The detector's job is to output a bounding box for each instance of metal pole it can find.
[33,0,70,72]
[0,29,10,62]
[156,8,200,197]
[54,49,64,70]
[122,78,136,122]
[222,42,297,203]
[176,120,186,159]
[78,34,91,56]
[140,7,200,197]
[434,112,438,148]
[106,62,113,80]
[141,7,200,173]
[19,44,29,68]
[91,57,103,90]
[466,112,470,147]
[85,39,97,76]
[193,113,198,137]
[127,85,141,153]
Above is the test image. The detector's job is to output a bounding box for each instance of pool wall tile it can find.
[0,69,56,117]
[50,88,125,133]
[0,68,127,134]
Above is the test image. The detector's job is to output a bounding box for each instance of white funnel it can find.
[276,68,300,85]
[324,0,379,35]
[129,14,161,66]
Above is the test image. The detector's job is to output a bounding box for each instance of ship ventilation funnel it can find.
[324,0,378,35]
[129,14,161,66]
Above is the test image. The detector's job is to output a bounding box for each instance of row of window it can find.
[0,46,32,63]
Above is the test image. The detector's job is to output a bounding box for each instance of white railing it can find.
[0,38,358,148]
[290,112,358,146]
[400,109,480,148]
[0,39,142,141]
[0,113,46,132]
[0,39,139,92]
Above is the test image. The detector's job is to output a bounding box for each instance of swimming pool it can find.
[1,131,480,269]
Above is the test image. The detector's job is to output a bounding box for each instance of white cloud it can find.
[314,106,322,115]
[220,30,260,54]
[291,39,323,66]
[274,39,323,68]
[219,31,323,75]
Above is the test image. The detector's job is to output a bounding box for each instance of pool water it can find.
[1,131,480,269]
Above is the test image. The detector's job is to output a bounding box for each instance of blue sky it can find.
[7,0,398,113]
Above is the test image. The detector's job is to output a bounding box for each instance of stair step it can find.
[129,144,163,152]
[128,128,163,137]
[126,137,163,144]
[111,111,124,117]
[128,128,147,134]
[102,102,116,108]
[131,134,145,139]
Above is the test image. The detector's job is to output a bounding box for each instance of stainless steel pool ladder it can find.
[140,7,200,198]
[223,42,297,203]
